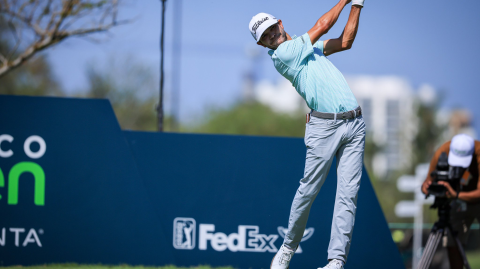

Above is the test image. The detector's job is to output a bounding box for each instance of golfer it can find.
[249,1,365,268]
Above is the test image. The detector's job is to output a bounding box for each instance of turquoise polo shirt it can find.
[268,33,358,113]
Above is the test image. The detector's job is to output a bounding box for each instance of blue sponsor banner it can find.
[0,95,174,265]
[0,95,404,269]
[125,132,404,268]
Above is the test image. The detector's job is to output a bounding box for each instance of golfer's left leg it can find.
[327,117,366,263]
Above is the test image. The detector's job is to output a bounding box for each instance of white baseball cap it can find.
[448,134,475,168]
[249,13,278,42]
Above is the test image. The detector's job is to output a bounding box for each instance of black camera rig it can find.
[427,152,465,208]
[418,152,471,269]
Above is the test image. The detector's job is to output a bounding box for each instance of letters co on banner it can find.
[0,134,46,248]
[173,218,314,254]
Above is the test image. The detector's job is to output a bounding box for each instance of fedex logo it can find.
[173,217,315,254]
[199,224,278,253]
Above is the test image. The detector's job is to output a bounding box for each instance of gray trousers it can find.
[283,115,366,263]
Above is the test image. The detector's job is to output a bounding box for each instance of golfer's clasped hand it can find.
[352,0,365,7]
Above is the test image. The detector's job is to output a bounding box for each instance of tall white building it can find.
[253,75,428,179]
[347,76,418,178]
[253,79,309,114]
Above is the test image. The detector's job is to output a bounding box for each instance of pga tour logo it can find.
[173,217,314,253]
[173,218,196,250]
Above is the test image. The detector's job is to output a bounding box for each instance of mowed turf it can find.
[467,250,480,268]
[2,256,480,269]
[0,265,234,269]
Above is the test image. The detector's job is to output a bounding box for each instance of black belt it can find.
[310,106,362,120]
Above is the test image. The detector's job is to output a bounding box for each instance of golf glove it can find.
[352,0,364,7]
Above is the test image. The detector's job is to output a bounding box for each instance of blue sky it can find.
[46,0,480,132]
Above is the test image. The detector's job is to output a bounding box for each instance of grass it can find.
[467,250,480,268]
[0,265,234,269]
[2,255,480,269]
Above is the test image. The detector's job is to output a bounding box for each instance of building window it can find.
[361,98,372,132]
[386,100,400,170]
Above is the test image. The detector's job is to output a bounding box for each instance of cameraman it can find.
[421,134,480,269]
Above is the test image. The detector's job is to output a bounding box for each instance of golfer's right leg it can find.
[271,117,341,269]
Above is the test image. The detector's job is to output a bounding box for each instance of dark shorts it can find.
[446,200,480,247]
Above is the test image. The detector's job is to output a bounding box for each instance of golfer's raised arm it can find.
[323,3,363,56]
[307,0,351,45]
